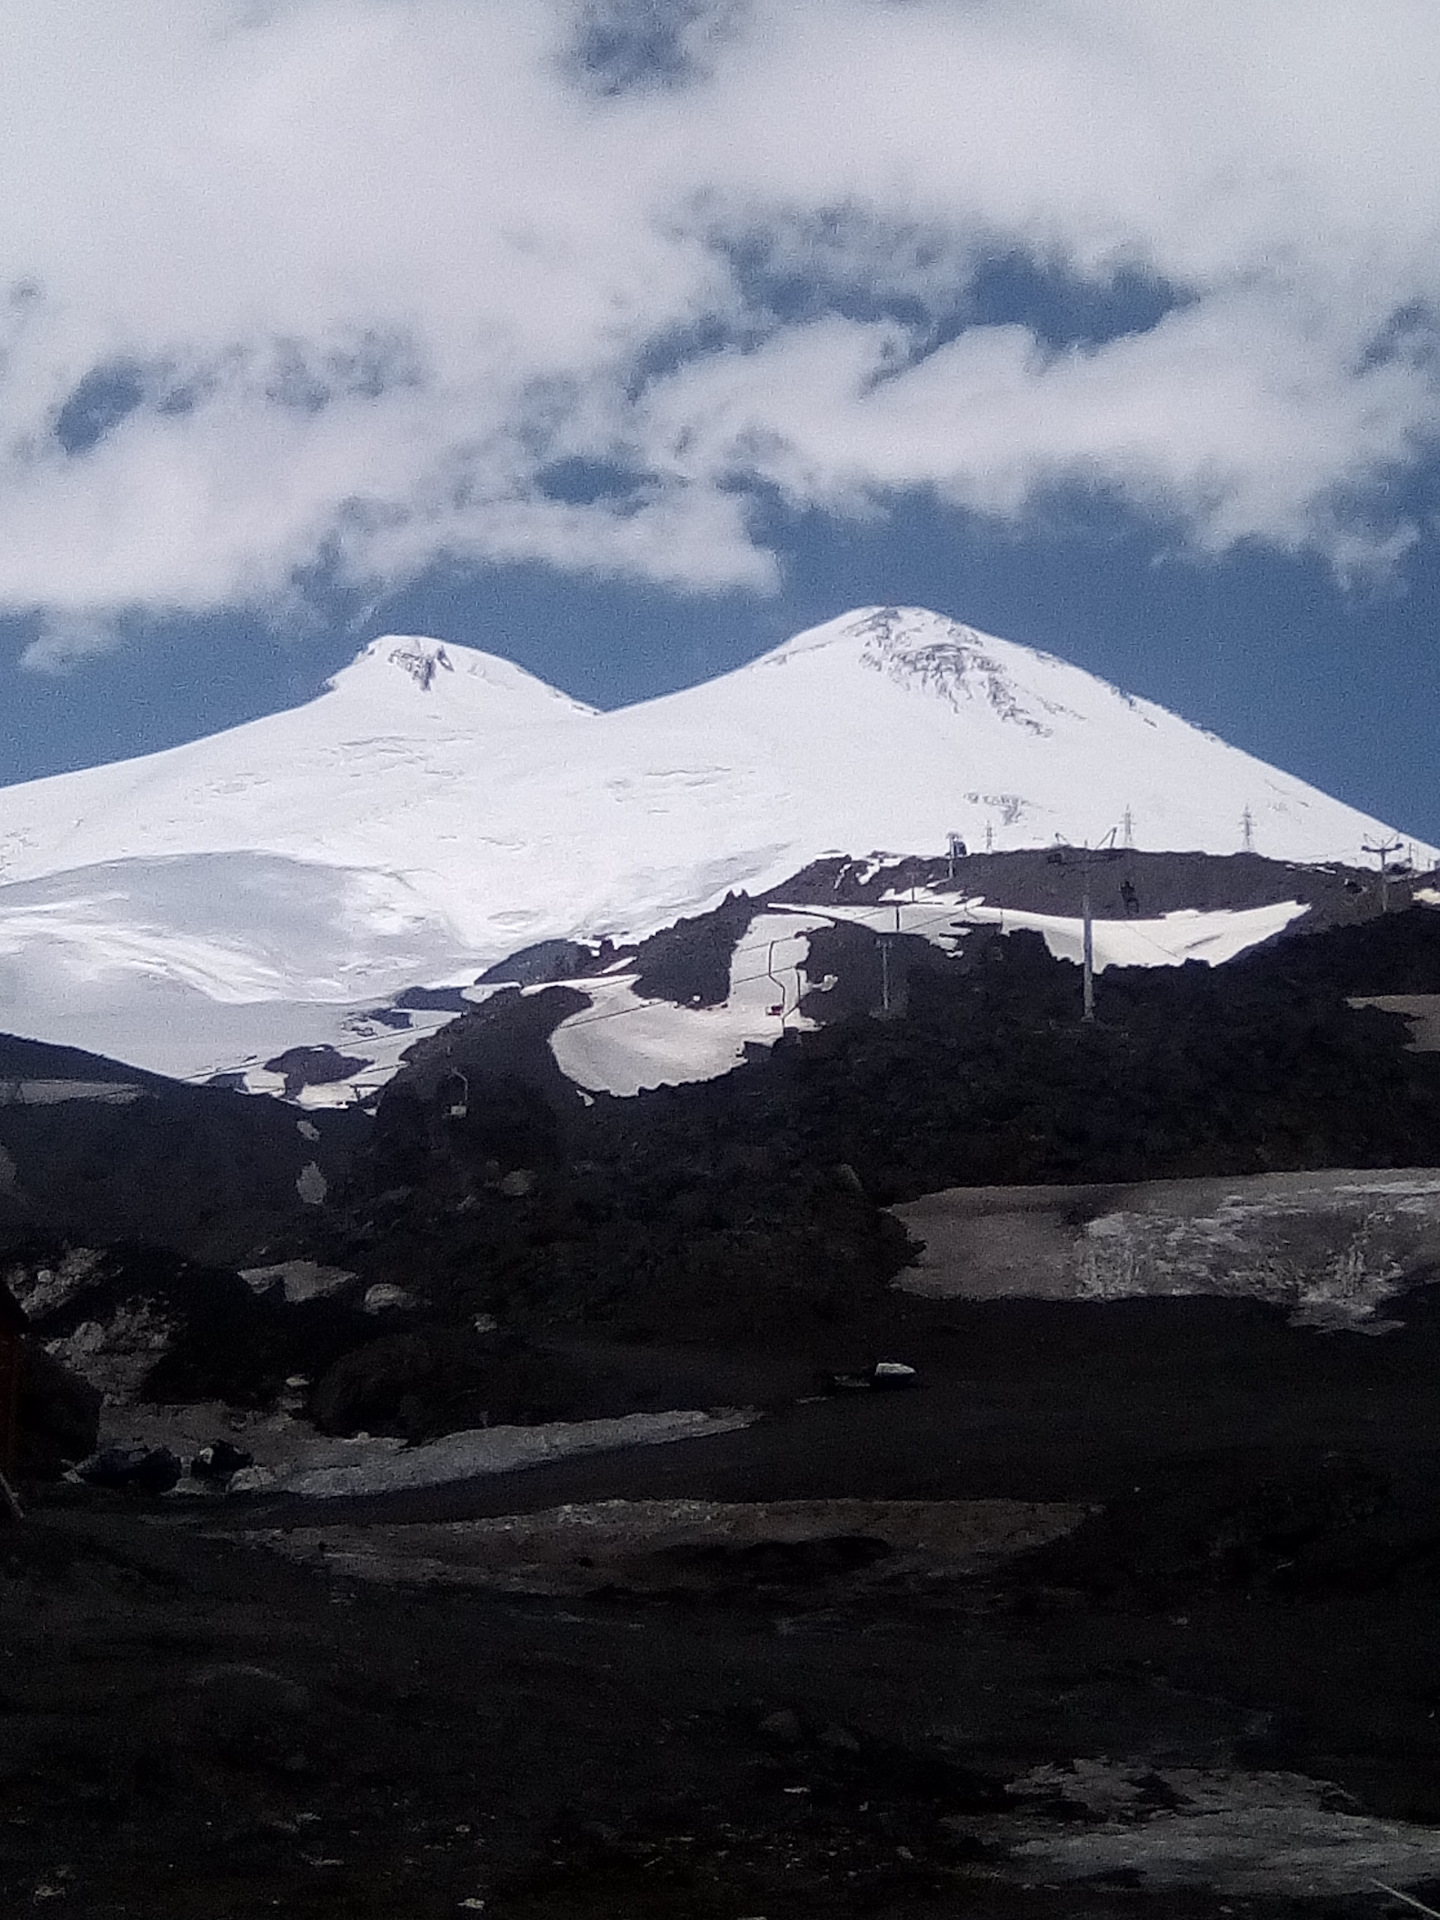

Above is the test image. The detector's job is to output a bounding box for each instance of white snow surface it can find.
[549,910,824,1097]
[799,890,1311,969]
[0,606,1426,1085]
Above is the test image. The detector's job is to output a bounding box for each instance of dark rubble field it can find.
[10,1289,1440,1919]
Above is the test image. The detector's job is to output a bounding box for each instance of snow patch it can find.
[950,1758,1440,1897]
[549,911,827,1097]
[235,1408,755,1499]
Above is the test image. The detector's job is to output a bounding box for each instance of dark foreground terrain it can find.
[9,1286,1440,1919]
[8,883,1440,1914]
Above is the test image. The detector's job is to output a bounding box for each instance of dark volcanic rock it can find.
[16,1342,100,1478]
[475,938,601,987]
[0,1030,363,1266]
[1027,1451,1403,1601]
[263,1044,370,1097]
[190,1438,254,1482]
[630,892,757,1007]
[311,1326,586,1440]
[6,1243,372,1411]
[322,904,1440,1373]
[778,846,1422,930]
[78,1443,183,1494]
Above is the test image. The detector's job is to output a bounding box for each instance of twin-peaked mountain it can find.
[0,605,1428,1087]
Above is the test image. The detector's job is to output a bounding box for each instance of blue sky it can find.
[2,1,1439,844]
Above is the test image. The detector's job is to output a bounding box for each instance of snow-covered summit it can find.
[766,605,1075,734]
[329,635,596,717]
[731,603,1162,735]
[0,604,1429,1086]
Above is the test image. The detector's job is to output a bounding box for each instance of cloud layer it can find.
[4,0,1440,660]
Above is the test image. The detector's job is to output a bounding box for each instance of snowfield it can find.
[549,911,828,1097]
[0,605,1426,1091]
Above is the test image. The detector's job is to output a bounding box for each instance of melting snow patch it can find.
[236,1408,755,1499]
[951,1759,1440,1897]
[549,912,828,1097]
[894,1168,1440,1326]
[774,891,1308,968]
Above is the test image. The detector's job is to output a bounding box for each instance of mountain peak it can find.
[336,634,457,694]
[764,605,1072,737]
[326,635,597,718]
[382,637,454,690]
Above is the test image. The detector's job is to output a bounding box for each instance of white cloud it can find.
[2,0,1439,658]
[21,612,126,675]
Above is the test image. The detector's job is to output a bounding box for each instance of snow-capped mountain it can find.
[0,605,1429,1088]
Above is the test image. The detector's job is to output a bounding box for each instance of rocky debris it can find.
[475,938,605,988]
[76,1443,182,1494]
[392,983,471,1013]
[758,1707,804,1746]
[296,1161,328,1205]
[191,1439,254,1482]
[6,1242,373,1413]
[1025,1452,1406,1600]
[324,903,1440,1382]
[361,1282,413,1314]
[240,1259,357,1304]
[778,845,1419,931]
[12,1268,1440,1916]
[824,1361,920,1392]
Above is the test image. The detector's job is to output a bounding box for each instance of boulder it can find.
[191,1440,254,1483]
[78,1444,182,1494]
[17,1342,101,1478]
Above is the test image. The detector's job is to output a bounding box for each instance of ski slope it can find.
[0,606,1425,1087]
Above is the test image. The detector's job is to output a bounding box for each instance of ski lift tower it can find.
[1362,835,1403,913]
[1056,829,1118,1022]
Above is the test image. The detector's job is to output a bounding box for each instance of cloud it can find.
[2,0,1439,659]
[20,612,126,675]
